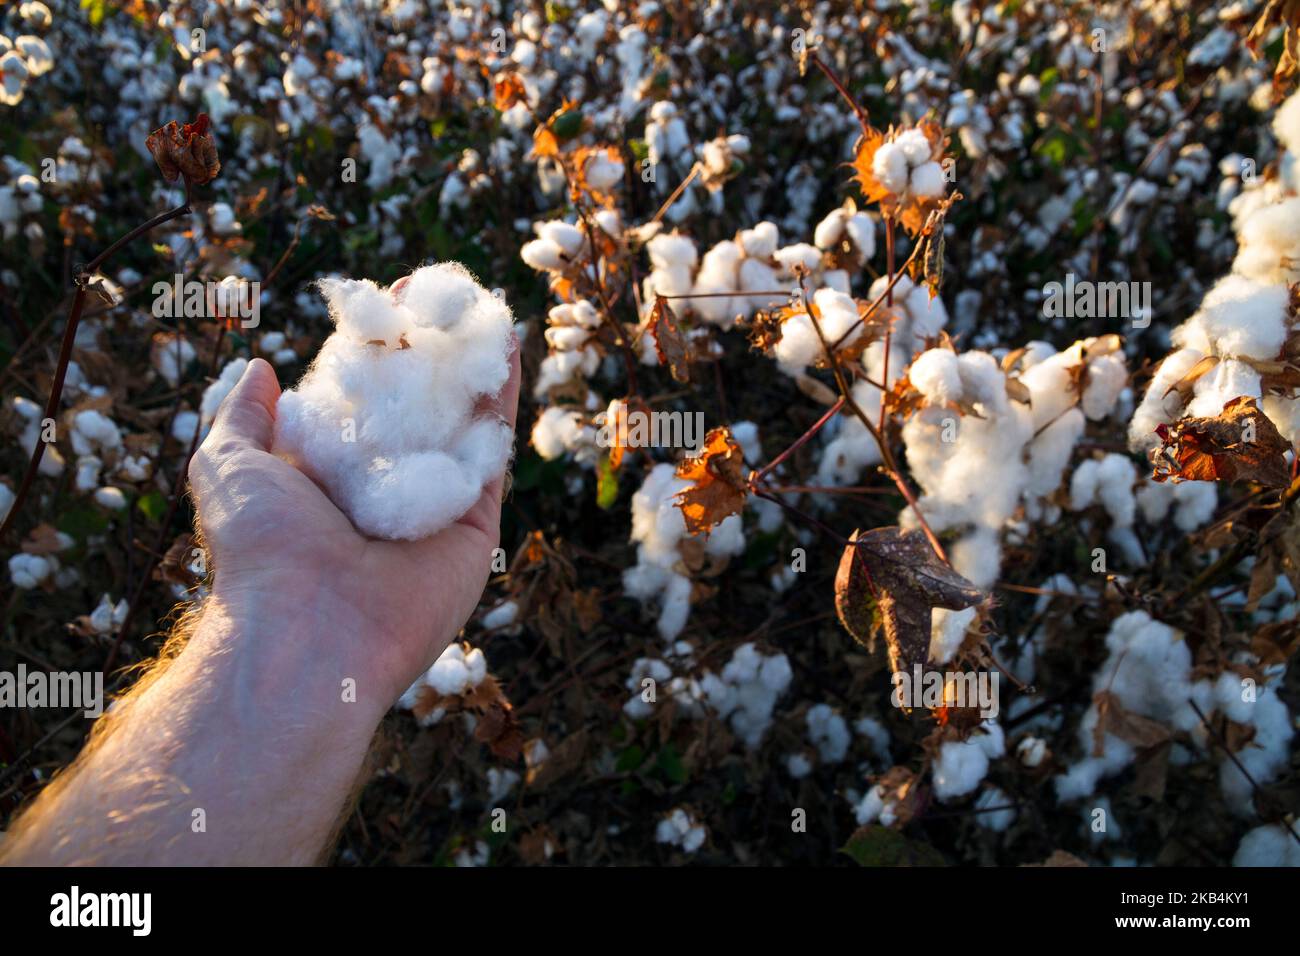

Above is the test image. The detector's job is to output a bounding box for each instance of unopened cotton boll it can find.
[273,263,515,541]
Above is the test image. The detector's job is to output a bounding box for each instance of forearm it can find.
[1,597,386,866]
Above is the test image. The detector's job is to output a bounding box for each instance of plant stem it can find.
[0,197,194,543]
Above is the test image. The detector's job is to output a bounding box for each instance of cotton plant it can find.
[1130,86,1300,453]
[1054,611,1294,816]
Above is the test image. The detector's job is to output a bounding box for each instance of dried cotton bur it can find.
[272,263,515,540]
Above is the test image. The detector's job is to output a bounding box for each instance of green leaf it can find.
[841,825,946,867]
[136,489,167,523]
[615,745,645,773]
[596,453,619,510]
[56,503,110,542]
[656,743,688,785]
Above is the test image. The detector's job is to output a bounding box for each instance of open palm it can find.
[187,347,520,706]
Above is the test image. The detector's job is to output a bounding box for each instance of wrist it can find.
[189,588,393,736]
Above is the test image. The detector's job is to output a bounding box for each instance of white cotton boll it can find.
[0,483,13,525]
[955,351,1007,414]
[1025,409,1084,499]
[786,753,812,778]
[1018,736,1047,768]
[811,288,861,346]
[74,455,102,492]
[70,410,121,456]
[844,213,875,261]
[172,410,201,444]
[537,222,584,260]
[1233,824,1300,866]
[814,208,847,250]
[932,732,994,801]
[1082,353,1128,420]
[872,141,910,194]
[1095,453,1138,527]
[894,127,933,166]
[646,264,694,298]
[521,238,565,271]
[464,647,488,686]
[772,312,823,372]
[531,406,585,459]
[200,358,248,428]
[93,486,127,510]
[975,786,1016,831]
[930,605,977,664]
[949,529,1001,590]
[9,552,54,589]
[1172,481,1217,532]
[273,264,514,541]
[908,348,963,405]
[738,257,782,314]
[482,600,518,629]
[909,161,946,198]
[738,221,779,259]
[585,151,624,191]
[1128,348,1205,451]
[1070,458,1100,510]
[428,655,471,696]
[152,335,197,386]
[657,572,693,640]
[773,243,822,278]
[647,233,698,271]
[1274,92,1300,158]
[1186,358,1262,419]
[1178,275,1289,361]
[806,704,851,763]
[730,421,761,464]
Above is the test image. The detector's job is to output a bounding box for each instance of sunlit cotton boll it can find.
[273,263,515,540]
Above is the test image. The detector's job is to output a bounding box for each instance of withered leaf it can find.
[673,427,749,535]
[835,535,881,650]
[1247,0,1300,101]
[526,728,588,790]
[1251,619,1300,667]
[842,527,985,675]
[492,72,528,112]
[649,295,691,383]
[1153,396,1292,489]
[1091,690,1172,756]
[145,113,221,186]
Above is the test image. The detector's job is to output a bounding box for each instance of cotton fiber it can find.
[273,262,515,540]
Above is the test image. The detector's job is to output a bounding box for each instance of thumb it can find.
[207,357,281,453]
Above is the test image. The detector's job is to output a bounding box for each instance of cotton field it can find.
[0,0,1299,872]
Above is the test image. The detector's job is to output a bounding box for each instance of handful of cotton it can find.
[272,263,514,540]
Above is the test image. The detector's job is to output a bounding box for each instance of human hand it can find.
[188,332,520,714]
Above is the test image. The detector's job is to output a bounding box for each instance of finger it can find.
[206,357,281,453]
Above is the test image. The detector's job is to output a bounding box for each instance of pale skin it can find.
[0,330,520,865]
